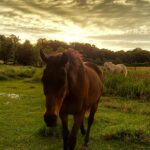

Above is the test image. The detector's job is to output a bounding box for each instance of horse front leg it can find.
[60,114,69,150]
[68,113,85,150]
[84,103,98,147]
[80,120,86,136]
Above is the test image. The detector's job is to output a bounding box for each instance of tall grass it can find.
[0,65,149,100]
[104,128,150,144]
[104,68,150,101]
[30,68,43,82]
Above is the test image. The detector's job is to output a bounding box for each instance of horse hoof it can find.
[80,145,89,150]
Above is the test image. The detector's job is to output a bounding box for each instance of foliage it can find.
[16,40,36,65]
[0,34,150,66]
[0,65,149,100]
[0,35,13,64]
[104,68,150,100]
[0,64,36,79]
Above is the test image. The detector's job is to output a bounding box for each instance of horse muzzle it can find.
[44,114,57,127]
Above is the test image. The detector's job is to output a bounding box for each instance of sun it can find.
[61,26,87,43]
[63,34,84,43]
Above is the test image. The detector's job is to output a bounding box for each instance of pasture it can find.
[0,65,150,150]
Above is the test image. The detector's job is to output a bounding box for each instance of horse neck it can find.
[66,61,85,92]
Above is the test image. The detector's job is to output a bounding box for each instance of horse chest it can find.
[60,94,84,114]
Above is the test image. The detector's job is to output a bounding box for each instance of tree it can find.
[0,35,13,64]
[16,40,35,65]
[9,34,20,64]
[1,34,150,66]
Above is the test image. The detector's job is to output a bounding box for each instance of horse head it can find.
[40,49,68,127]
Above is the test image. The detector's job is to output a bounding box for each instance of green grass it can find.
[0,64,36,80]
[104,67,150,101]
[0,79,150,150]
[0,64,149,101]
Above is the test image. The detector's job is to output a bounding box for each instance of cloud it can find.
[113,0,134,6]
[100,40,150,50]
[0,0,150,50]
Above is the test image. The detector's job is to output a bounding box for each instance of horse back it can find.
[84,62,103,106]
[84,62,103,82]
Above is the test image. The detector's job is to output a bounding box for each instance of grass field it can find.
[103,67,150,100]
[0,65,150,150]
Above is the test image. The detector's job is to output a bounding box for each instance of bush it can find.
[0,65,36,79]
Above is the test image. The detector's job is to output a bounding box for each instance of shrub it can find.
[0,65,36,79]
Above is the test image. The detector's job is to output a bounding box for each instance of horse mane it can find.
[63,48,83,69]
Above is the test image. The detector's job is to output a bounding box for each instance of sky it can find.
[0,0,150,51]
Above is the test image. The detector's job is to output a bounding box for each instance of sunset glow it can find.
[0,0,150,50]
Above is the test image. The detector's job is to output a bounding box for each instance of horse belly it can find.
[85,72,102,107]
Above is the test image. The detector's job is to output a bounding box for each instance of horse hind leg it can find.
[80,120,86,136]
[83,103,98,147]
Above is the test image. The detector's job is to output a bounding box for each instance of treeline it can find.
[0,34,150,66]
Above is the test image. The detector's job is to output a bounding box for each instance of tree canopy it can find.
[0,34,150,66]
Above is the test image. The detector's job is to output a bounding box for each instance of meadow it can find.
[104,67,150,101]
[0,64,150,150]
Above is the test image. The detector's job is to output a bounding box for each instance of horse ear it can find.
[40,49,48,63]
[61,53,68,66]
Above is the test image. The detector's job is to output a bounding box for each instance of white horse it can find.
[104,62,128,77]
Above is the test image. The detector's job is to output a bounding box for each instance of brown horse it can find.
[40,49,103,150]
